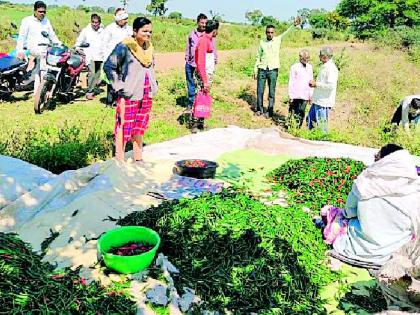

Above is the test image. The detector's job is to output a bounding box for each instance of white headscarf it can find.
[353,149,420,238]
[115,10,129,22]
[353,150,419,200]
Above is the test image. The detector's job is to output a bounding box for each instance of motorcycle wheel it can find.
[34,80,52,114]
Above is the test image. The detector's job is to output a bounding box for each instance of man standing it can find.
[185,13,208,110]
[307,47,339,133]
[191,20,219,133]
[16,1,61,93]
[288,49,313,127]
[101,8,132,106]
[75,14,104,100]
[391,95,420,131]
[253,18,300,118]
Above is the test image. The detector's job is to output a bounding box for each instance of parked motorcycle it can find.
[0,55,29,100]
[34,32,89,114]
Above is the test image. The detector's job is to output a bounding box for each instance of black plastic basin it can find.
[175,159,218,179]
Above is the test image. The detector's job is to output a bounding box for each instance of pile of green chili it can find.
[119,190,337,313]
[0,233,136,314]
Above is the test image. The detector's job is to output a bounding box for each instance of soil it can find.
[154,49,247,72]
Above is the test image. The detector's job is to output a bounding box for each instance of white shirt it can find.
[400,95,420,130]
[16,15,60,57]
[312,59,339,108]
[205,53,215,77]
[75,24,105,63]
[101,22,133,62]
[288,62,314,101]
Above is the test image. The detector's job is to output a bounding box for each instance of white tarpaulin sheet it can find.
[1,127,418,282]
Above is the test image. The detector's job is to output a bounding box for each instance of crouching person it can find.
[321,144,419,268]
[391,95,420,131]
[104,17,158,162]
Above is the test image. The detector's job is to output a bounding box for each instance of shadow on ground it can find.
[338,280,388,314]
[176,96,189,108]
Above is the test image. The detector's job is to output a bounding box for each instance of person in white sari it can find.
[332,144,420,267]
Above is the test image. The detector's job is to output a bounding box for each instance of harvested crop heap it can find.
[109,242,154,256]
[268,157,365,212]
[119,191,337,314]
[0,233,137,315]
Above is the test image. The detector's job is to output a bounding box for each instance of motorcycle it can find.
[34,31,89,114]
[0,54,29,100]
[0,29,33,100]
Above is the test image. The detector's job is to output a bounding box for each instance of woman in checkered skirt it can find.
[104,17,158,162]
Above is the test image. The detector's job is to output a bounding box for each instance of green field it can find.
[0,3,419,174]
[0,2,265,53]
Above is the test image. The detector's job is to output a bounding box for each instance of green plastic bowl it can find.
[97,226,160,274]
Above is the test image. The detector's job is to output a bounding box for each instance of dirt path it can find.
[154,49,249,72]
[154,42,369,73]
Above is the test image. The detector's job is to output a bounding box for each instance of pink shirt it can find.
[288,62,314,101]
[195,33,215,86]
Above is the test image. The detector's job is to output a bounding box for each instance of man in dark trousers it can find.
[253,18,300,118]
[184,13,209,110]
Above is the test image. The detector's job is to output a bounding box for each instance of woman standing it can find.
[104,17,158,162]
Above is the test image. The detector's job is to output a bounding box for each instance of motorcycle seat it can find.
[0,56,26,73]
[67,55,83,68]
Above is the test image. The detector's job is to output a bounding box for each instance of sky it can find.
[10,0,341,23]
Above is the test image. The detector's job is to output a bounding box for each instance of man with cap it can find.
[101,8,133,106]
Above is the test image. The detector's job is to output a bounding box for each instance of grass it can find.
[0,54,275,172]
[1,2,419,173]
[0,2,264,53]
[284,43,420,155]
[1,39,419,173]
[237,43,420,156]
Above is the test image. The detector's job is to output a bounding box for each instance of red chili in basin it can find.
[183,160,208,168]
[108,242,153,256]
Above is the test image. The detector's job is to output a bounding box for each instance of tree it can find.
[76,5,90,13]
[337,0,420,31]
[107,7,116,14]
[245,9,263,26]
[91,6,104,13]
[146,0,168,17]
[168,11,182,20]
[260,15,279,27]
[307,9,349,30]
[307,9,328,29]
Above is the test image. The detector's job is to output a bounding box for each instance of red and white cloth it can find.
[115,74,152,144]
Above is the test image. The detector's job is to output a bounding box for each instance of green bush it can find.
[374,26,420,49]
[168,11,182,20]
[118,191,337,314]
[0,19,13,41]
[0,121,113,174]
[311,28,351,41]
[268,157,366,211]
[0,232,137,314]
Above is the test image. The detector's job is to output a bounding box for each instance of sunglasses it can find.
[37,10,46,13]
